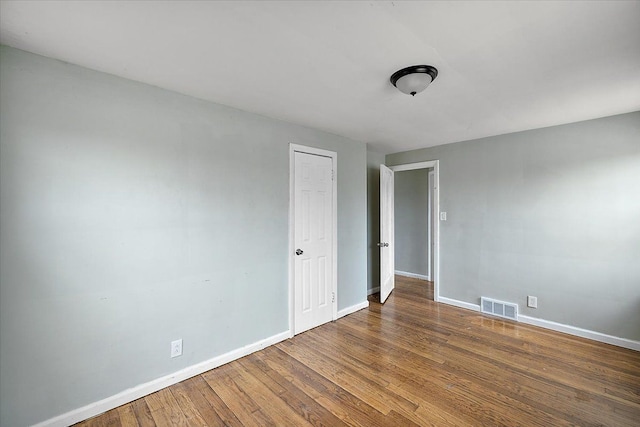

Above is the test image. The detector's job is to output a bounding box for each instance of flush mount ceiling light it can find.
[390,65,438,96]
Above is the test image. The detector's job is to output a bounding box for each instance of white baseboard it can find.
[338,300,369,318]
[438,296,640,352]
[368,286,380,295]
[518,315,640,351]
[438,296,481,312]
[34,330,291,427]
[395,270,430,281]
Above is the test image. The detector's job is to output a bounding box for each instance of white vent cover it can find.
[481,297,518,321]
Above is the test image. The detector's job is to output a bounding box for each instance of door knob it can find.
[295,249,303,255]
[377,242,389,247]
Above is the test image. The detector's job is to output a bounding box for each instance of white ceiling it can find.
[1,1,639,154]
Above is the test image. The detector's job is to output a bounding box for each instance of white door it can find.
[294,151,334,334]
[380,164,395,303]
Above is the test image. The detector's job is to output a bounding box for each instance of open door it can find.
[379,164,394,303]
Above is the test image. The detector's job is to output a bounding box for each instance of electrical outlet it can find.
[527,296,538,308]
[170,339,183,358]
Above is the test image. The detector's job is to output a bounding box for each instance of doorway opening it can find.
[373,160,440,305]
[394,167,435,300]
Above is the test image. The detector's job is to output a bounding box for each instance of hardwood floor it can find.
[77,275,640,426]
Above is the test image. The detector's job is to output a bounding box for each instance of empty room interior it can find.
[1,1,639,426]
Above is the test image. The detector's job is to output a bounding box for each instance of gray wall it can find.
[387,111,640,342]
[395,169,429,276]
[366,150,385,293]
[0,46,367,427]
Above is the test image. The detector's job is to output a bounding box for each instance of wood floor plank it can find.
[278,334,410,415]
[130,398,155,427]
[271,344,390,427]
[231,358,312,426]
[300,323,488,426]
[260,345,327,401]
[116,404,140,427]
[202,363,275,425]
[239,352,349,427]
[145,388,189,427]
[75,276,640,427]
[384,409,423,427]
[168,378,224,426]
[169,380,211,426]
[187,375,243,427]
[75,408,120,427]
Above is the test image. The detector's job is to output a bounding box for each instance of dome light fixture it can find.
[390,65,438,96]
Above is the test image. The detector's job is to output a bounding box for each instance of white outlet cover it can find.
[527,296,538,308]
[170,339,183,358]
[440,212,447,221]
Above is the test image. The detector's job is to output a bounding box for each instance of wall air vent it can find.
[481,297,518,321]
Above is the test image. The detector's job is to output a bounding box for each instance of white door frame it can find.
[389,160,440,302]
[289,143,338,337]
[427,170,434,281]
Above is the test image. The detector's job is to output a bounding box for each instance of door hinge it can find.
[331,170,335,181]
[332,292,335,303]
